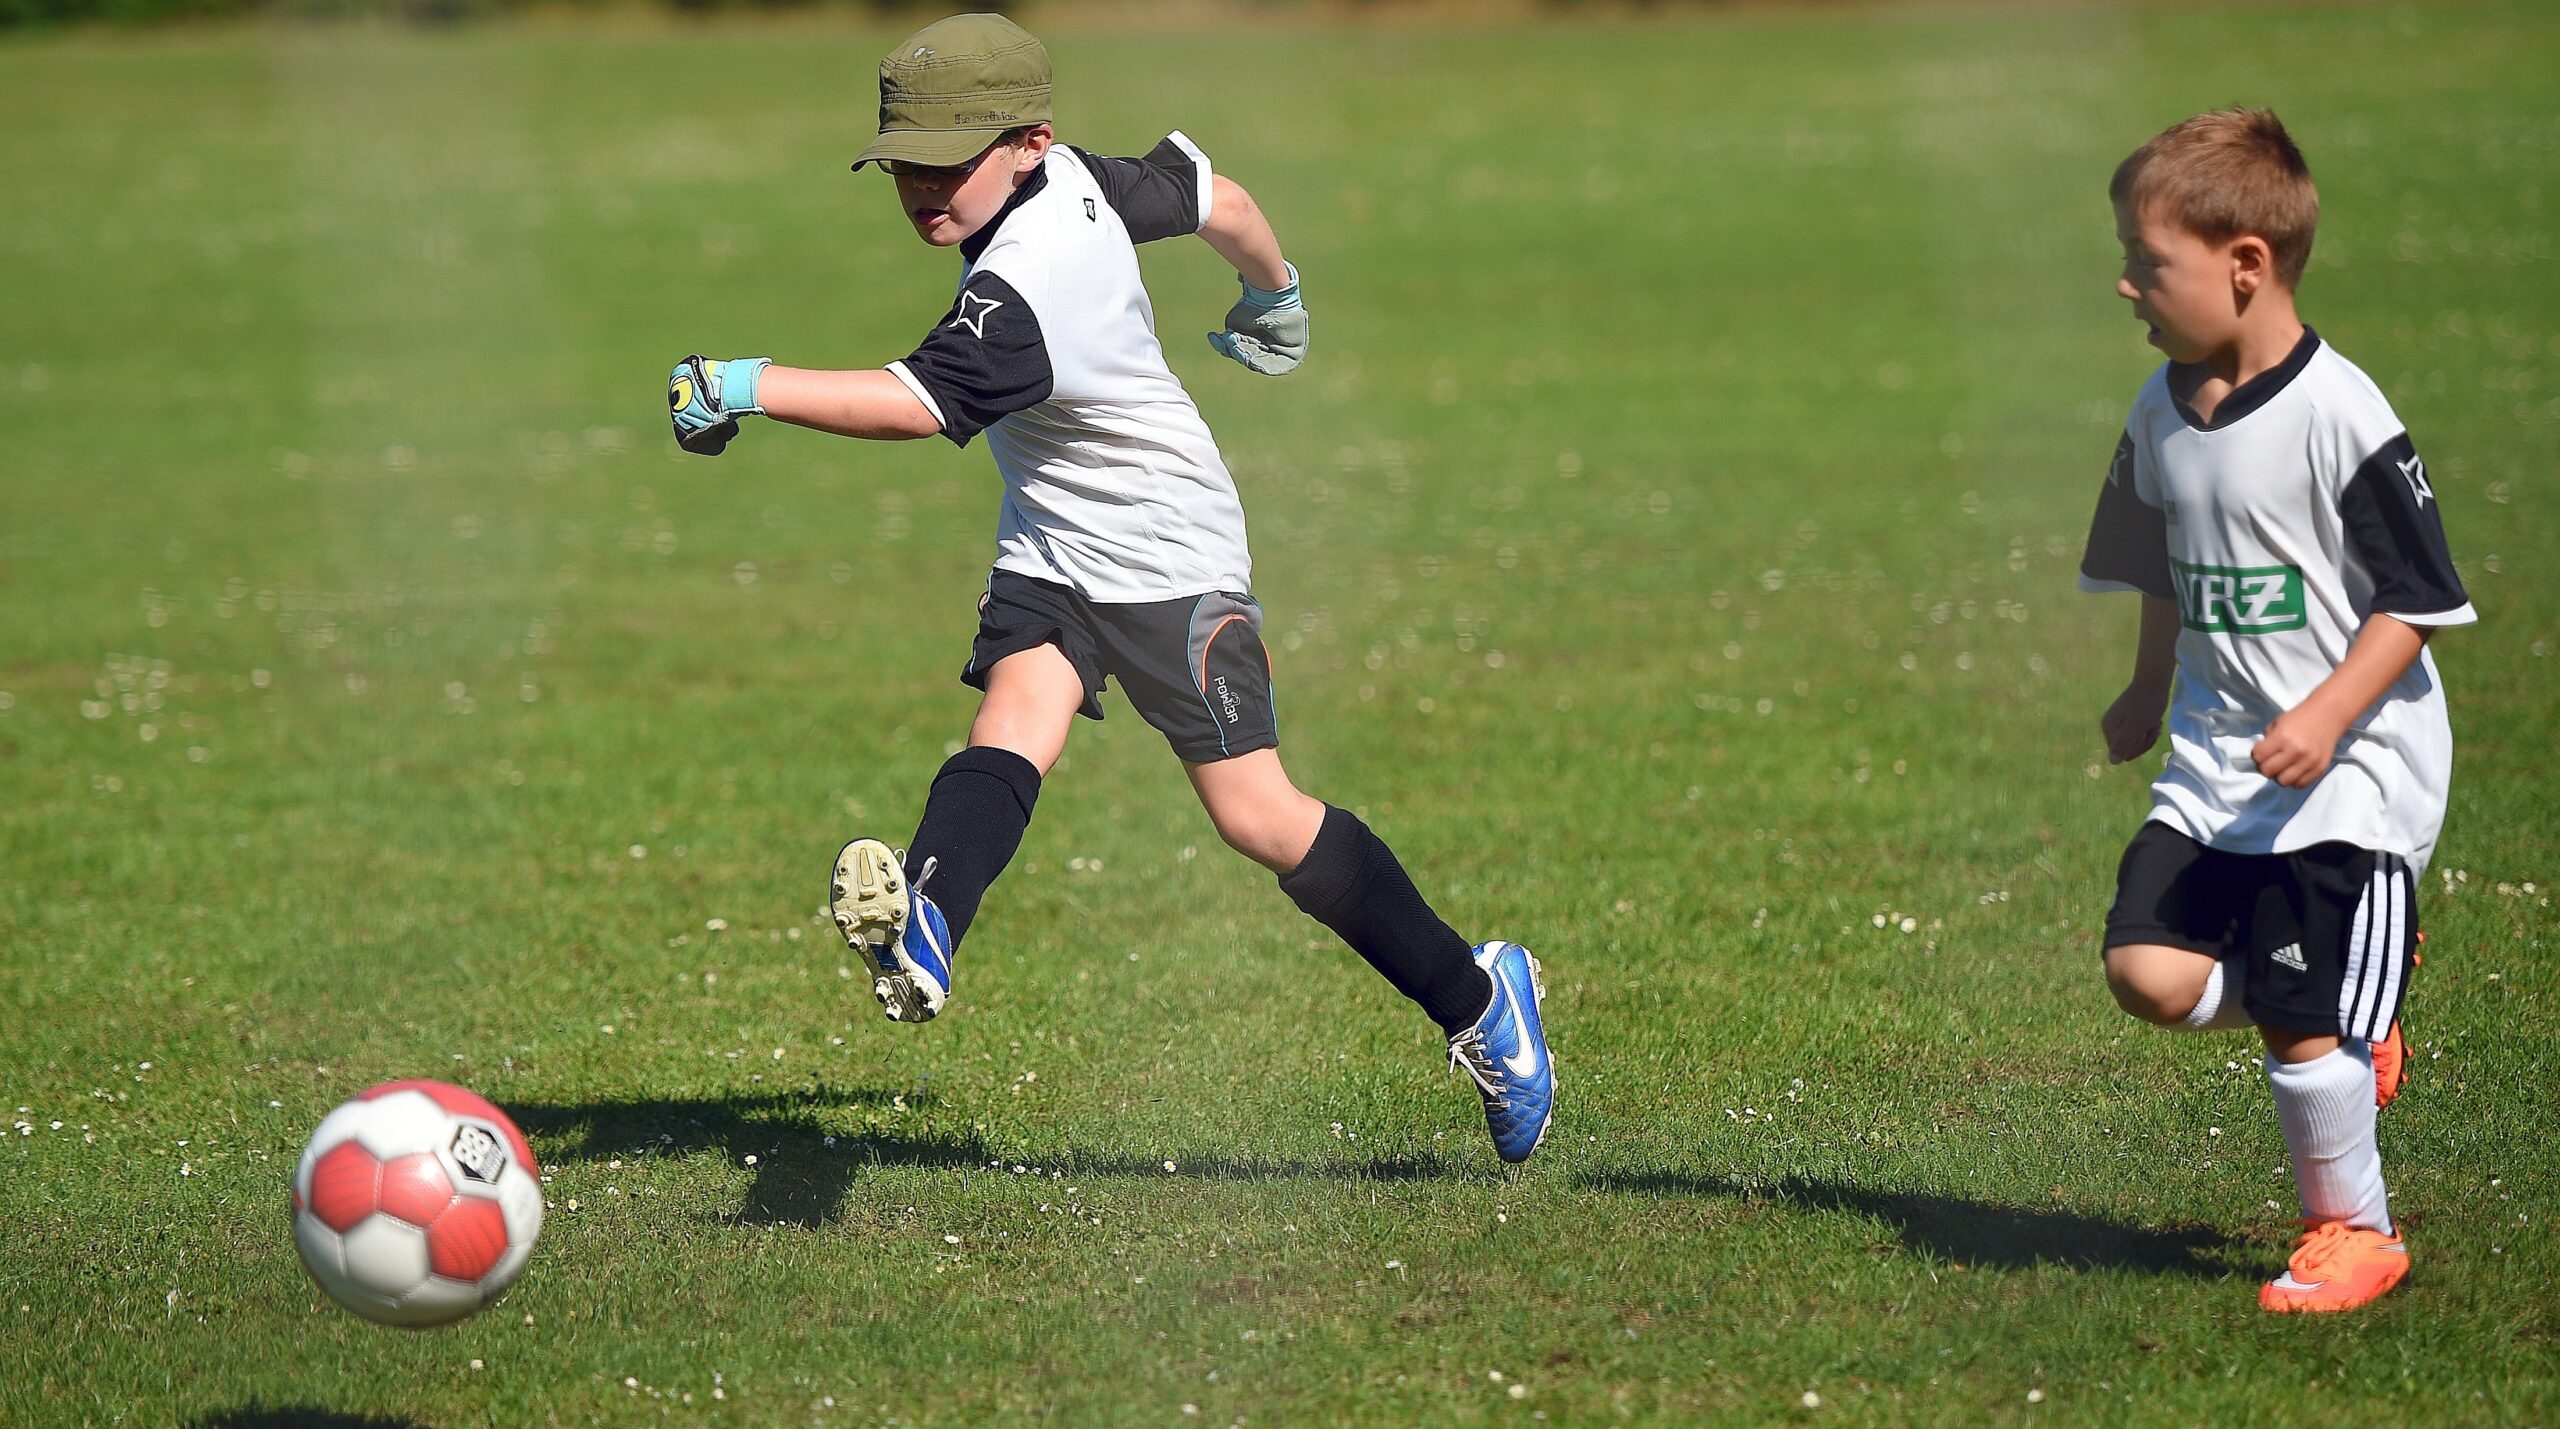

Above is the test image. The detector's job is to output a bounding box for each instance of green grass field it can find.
[4,3,2556,1423]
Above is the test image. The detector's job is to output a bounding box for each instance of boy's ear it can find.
[2229,234,2275,296]
[1013,124,1055,173]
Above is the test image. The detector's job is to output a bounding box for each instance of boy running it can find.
[2081,108,2473,1311]
[665,14,1554,1162]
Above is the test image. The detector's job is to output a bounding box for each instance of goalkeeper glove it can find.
[668,355,770,456]
[1206,264,1307,376]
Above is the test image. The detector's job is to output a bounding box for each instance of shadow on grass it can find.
[189,1409,431,1429]
[1582,1170,2238,1278]
[507,1085,1456,1229]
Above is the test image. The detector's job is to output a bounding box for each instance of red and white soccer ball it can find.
[291,1079,543,1328]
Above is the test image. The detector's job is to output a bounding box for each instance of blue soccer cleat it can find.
[830,838,952,1024]
[1447,941,1554,1163]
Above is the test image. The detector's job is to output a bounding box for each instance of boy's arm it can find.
[2102,595,2181,765]
[756,366,940,441]
[2080,427,2180,766]
[2251,426,2476,786]
[668,356,938,452]
[1199,175,1289,291]
[2251,616,2430,789]
[1074,136,1306,375]
[669,270,1053,453]
[1198,174,1306,376]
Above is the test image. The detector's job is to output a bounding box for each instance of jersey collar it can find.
[2169,326,2321,432]
[960,162,1051,265]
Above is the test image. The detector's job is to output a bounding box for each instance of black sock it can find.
[1278,805,1493,1035]
[903,746,1042,949]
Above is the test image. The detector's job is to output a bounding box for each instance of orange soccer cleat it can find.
[2376,937,2424,1109]
[2259,1221,2410,1313]
[2373,1021,2408,1109]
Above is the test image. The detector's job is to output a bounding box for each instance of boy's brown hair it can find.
[2111,107,2319,288]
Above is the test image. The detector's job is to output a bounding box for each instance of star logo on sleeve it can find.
[950,290,1005,339]
[2396,453,2434,507]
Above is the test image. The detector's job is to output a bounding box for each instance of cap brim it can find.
[851,126,1009,171]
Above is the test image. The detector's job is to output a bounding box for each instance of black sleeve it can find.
[1075,137,1207,244]
[2340,431,2470,618]
[2079,430,2175,599]
[895,272,1054,447]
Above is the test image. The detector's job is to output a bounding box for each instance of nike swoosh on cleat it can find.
[1496,959,1542,1080]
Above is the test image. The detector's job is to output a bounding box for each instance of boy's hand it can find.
[2101,681,2169,765]
[1207,264,1306,376]
[2252,705,2347,789]
[668,355,770,456]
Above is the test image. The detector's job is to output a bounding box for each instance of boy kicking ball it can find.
[666,14,1553,1162]
[2081,109,2473,1311]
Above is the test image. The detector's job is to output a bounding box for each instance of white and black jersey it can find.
[2079,330,2475,869]
[886,134,1251,604]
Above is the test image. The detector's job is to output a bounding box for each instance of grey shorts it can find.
[962,571,1278,764]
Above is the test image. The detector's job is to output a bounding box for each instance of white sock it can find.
[2265,1043,2392,1234]
[2177,956,2255,1031]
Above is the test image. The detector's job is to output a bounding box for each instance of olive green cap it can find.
[852,13,1052,171]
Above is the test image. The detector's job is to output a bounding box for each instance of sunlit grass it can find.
[3,5,2555,1423]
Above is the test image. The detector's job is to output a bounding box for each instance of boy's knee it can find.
[1207,803,1294,867]
[1199,801,1249,850]
[2102,946,2204,1026]
[2107,974,2188,1026]
[1197,782,1323,873]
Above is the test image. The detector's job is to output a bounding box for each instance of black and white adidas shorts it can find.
[961,570,1277,764]
[2103,822,2419,1041]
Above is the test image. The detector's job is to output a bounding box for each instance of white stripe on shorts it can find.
[2339,865,2381,1039]
[2368,857,2410,1042]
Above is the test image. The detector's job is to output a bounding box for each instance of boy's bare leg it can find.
[2260,1025,2343,1064]
[2104,942,2246,1029]
[967,643,1086,775]
[834,645,1082,1022]
[1182,749,1323,873]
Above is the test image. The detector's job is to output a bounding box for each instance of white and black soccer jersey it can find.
[2080,330,2475,869]
[885,134,1251,604]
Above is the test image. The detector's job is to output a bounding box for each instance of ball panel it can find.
[497,1169,544,1248]
[389,1275,481,1329]
[346,1090,452,1162]
[427,1196,508,1282]
[340,1216,431,1299]
[488,1238,534,1298]
[296,1100,379,1193]
[306,1141,381,1234]
[291,1210,346,1285]
[377,1153,456,1227]
[366,1079,539,1177]
[308,1277,398,1325]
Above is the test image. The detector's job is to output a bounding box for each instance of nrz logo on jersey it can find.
[2170,560,2307,634]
